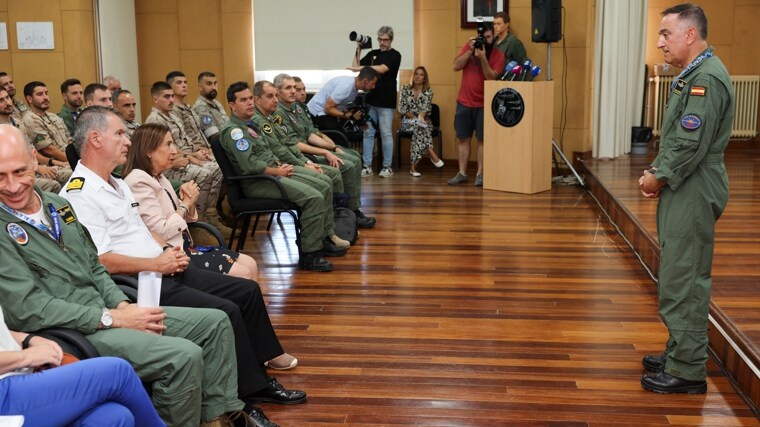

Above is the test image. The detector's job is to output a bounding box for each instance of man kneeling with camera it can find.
[306,67,379,138]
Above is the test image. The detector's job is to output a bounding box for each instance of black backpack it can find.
[334,207,358,245]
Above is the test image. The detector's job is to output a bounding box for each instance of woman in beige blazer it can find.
[123,123,258,281]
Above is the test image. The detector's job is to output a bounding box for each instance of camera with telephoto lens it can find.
[349,31,372,49]
[473,16,487,49]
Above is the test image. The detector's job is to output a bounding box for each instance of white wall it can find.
[97,0,142,121]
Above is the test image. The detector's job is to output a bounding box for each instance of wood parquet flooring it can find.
[237,165,758,426]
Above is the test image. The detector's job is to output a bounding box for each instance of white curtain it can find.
[592,0,648,158]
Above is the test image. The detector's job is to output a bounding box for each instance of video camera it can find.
[344,100,371,127]
[349,31,372,50]
[473,16,487,49]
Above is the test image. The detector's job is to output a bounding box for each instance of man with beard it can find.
[448,21,505,187]
[113,89,140,138]
[0,88,68,192]
[21,81,73,165]
[0,72,28,122]
[58,79,84,136]
[193,71,230,138]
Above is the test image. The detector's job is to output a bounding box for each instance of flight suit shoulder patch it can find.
[66,177,85,192]
[680,114,702,130]
[230,128,245,140]
[690,86,706,96]
[236,138,250,152]
[7,223,29,245]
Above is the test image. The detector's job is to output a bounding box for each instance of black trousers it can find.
[312,114,340,131]
[156,265,284,397]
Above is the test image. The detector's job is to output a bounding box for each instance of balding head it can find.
[0,124,39,213]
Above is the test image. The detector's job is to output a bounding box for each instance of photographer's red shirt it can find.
[456,42,506,108]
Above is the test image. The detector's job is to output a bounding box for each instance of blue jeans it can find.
[0,357,165,427]
[362,106,395,168]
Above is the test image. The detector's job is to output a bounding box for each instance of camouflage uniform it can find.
[172,102,211,150]
[145,107,222,217]
[11,98,27,123]
[7,116,72,187]
[124,120,140,139]
[21,110,71,153]
[193,96,230,138]
[277,101,363,210]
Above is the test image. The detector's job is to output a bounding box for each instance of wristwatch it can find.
[100,308,113,329]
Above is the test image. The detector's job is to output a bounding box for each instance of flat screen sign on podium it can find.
[483,80,554,194]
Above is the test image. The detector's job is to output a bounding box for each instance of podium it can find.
[483,81,554,194]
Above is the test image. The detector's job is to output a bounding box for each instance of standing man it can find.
[0,72,28,122]
[58,78,84,136]
[638,3,734,394]
[448,21,505,187]
[349,26,401,178]
[113,89,140,138]
[492,12,526,64]
[193,71,230,138]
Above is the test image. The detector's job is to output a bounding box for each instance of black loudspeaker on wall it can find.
[532,0,562,43]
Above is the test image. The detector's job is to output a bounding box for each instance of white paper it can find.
[16,22,54,50]
[0,416,24,427]
[0,23,8,50]
[137,271,162,307]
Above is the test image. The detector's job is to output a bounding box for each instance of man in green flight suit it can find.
[219,81,348,272]
[492,12,526,65]
[0,124,264,426]
[638,3,734,394]
[58,78,83,137]
[274,73,376,229]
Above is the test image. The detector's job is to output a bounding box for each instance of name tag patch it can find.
[681,114,702,130]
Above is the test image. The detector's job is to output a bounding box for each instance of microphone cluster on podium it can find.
[499,59,541,81]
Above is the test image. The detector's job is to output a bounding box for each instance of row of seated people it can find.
[0,69,377,272]
[0,113,305,427]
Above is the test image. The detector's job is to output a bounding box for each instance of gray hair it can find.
[74,106,119,156]
[272,73,293,89]
[378,26,394,40]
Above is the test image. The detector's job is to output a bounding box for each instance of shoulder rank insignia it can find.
[690,86,706,96]
[7,223,28,245]
[673,79,687,95]
[56,205,77,224]
[66,177,85,192]
[680,113,702,130]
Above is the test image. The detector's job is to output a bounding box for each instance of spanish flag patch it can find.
[690,86,706,96]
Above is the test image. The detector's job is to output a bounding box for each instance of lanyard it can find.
[671,50,713,91]
[0,202,62,242]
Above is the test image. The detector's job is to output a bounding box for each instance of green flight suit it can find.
[650,47,734,381]
[58,104,80,137]
[219,115,336,252]
[251,108,344,195]
[277,101,364,210]
[0,188,243,426]
[493,33,526,64]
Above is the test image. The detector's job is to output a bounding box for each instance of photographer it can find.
[348,26,402,178]
[307,67,379,133]
[448,20,505,187]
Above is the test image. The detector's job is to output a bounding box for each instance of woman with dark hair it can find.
[122,123,258,282]
[398,66,443,176]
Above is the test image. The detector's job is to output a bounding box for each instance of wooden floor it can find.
[236,163,758,426]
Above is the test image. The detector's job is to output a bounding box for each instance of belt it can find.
[701,153,724,164]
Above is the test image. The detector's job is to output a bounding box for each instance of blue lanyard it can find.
[0,202,62,242]
[671,50,713,91]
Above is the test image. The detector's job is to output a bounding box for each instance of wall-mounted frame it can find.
[461,0,507,28]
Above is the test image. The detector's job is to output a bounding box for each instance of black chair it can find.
[208,134,302,254]
[394,103,443,171]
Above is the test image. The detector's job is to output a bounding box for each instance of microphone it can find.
[508,65,522,81]
[499,60,518,80]
[520,59,532,81]
[529,65,541,81]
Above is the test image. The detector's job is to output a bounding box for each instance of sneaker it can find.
[409,170,421,177]
[379,167,393,178]
[447,172,468,185]
[361,165,373,177]
[474,174,483,187]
